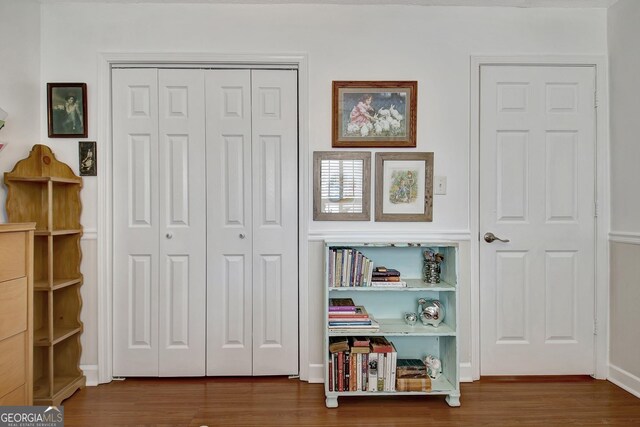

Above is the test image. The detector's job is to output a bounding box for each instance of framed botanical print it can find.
[375,152,433,222]
[332,81,417,148]
[47,83,88,138]
[313,151,371,221]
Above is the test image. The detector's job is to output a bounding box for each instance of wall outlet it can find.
[434,176,447,195]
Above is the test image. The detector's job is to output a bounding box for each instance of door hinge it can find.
[594,92,598,109]
[593,319,598,335]
[594,201,599,218]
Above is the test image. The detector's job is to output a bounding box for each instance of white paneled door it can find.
[113,67,298,377]
[113,68,207,376]
[206,70,299,376]
[480,65,596,375]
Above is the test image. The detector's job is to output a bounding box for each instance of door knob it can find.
[484,232,510,243]
[239,233,246,239]
[166,233,173,239]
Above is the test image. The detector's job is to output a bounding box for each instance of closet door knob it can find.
[239,233,246,239]
[166,233,173,239]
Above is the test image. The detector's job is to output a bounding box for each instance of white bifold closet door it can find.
[206,70,299,376]
[112,68,207,376]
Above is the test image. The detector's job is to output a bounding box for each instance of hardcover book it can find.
[329,337,349,353]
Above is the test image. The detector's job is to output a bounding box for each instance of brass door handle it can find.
[484,232,510,243]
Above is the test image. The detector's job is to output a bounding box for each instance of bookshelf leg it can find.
[445,392,461,407]
[325,396,339,408]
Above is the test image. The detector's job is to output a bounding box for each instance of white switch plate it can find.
[434,176,447,195]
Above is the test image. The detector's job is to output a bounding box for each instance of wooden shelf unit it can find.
[324,242,460,408]
[4,145,85,406]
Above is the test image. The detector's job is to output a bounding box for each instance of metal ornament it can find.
[417,298,445,327]
[403,312,418,326]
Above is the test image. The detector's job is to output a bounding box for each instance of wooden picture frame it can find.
[313,151,371,221]
[332,81,417,148]
[79,141,97,176]
[47,83,88,138]
[375,152,433,222]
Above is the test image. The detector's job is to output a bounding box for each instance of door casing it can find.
[470,56,610,381]
[96,52,310,384]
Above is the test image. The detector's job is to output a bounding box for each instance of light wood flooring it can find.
[61,376,640,426]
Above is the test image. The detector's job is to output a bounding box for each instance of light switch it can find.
[434,176,447,195]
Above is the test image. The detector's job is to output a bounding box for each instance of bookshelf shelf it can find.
[324,242,461,408]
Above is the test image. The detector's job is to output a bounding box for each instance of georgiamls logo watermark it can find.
[0,406,64,427]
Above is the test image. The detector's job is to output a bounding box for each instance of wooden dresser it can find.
[0,223,35,405]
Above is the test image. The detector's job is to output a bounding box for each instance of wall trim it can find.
[97,52,310,384]
[470,55,610,381]
[459,362,473,383]
[609,364,640,399]
[609,231,640,245]
[308,230,472,242]
[81,228,97,240]
[307,364,324,384]
[81,364,99,386]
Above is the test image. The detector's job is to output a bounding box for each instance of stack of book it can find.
[328,248,374,287]
[371,267,406,288]
[327,336,399,393]
[395,359,431,392]
[328,298,379,332]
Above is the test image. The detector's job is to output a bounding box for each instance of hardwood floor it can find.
[61,376,640,426]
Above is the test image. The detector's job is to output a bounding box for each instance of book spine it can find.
[328,354,334,392]
[356,353,362,391]
[377,353,385,392]
[337,352,344,392]
[336,250,343,287]
[344,351,350,392]
[367,261,373,288]
[350,353,357,391]
[390,350,397,392]
[328,249,334,288]
[362,354,368,391]
[367,356,377,392]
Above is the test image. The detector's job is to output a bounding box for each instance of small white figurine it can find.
[425,354,442,380]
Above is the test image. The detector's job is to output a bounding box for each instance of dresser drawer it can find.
[0,332,26,399]
[0,277,27,341]
[0,232,26,282]
[0,385,25,405]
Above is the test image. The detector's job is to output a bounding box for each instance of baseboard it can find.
[460,362,474,382]
[307,364,324,384]
[81,364,99,386]
[608,364,640,399]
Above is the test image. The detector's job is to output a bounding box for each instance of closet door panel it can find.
[113,68,160,376]
[206,70,253,375]
[251,70,299,375]
[158,69,206,376]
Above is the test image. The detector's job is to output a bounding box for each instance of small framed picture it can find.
[47,83,88,138]
[313,151,371,221]
[79,141,97,176]
[375,152,433,222]
[332,81,417,148]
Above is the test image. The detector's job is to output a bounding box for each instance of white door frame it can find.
[470,56,610,380]
[95,52,310,384]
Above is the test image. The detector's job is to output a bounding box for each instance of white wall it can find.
[607,0,640,397]
[0,0,40,223]
[31,3,607,378]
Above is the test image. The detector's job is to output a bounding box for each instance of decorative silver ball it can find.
[419,299,445,327]
[404,312,418,326]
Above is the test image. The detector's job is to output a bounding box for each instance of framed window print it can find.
[375,152,433,222]
[313,151,371,221]
[332,81,417,148]
[47,83,88,138]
